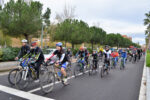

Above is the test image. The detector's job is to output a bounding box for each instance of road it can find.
[0,56,145,100]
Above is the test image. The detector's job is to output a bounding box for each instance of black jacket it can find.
[17,45,30,58]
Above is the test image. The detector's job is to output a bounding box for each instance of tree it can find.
[54,19,89,49]
[88,26,106,50]
[144,11,150,48]
[0,0,51,43]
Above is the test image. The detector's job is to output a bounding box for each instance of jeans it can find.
[78,58,85,69]
[121,58,126,67]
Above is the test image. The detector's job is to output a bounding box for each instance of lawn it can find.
[146,50,150,67]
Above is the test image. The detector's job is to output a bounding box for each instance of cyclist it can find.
[121,49,127,67]
[103,45,111,69]
[24,41,45,80]
[111,49,119,68]
[85,47,89,65]
[132,48,137,62]
[76,47,86,71]
[98,47,103,60]
[137,48,141,60]
[92,50,98,69]
[46,42,69,85]
[66,48,72,62]
[15,39,30,60]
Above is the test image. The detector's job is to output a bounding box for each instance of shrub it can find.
[2,47,20,61]
[72,48,78,56]
[0,48,2,61]
[87,48,92,54]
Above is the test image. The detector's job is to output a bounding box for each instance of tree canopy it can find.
[0,0,51,43]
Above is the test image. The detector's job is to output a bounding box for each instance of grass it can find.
[146,50,150,67]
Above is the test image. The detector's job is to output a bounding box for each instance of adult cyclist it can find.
[103,45,111,69]
[46,42,69,85]
[24,41,44,80]
[85,47,89,65]
[15,39,30,60]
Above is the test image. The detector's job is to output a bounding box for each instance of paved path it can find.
[0,56,145,100]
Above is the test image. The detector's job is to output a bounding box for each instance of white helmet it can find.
[21,39,28,43]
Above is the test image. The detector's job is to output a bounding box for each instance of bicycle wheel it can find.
[39,67,55,93]
[66,63,72,78]
[73,63,81,78]
[89,64,93,75]
[15,69,30,90]
[100,66,104,78]
[8,68,20,85]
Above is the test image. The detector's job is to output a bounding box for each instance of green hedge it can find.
[0,47,20,61]
[146,50,150,67]
[72,48,93,56]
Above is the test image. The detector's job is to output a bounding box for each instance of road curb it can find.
[147,67,150,100]
[138,55,146,100]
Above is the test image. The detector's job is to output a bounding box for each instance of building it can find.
[122,35,132,41]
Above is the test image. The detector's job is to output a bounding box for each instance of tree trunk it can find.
[72,43,74,49]
[91,42,94,50]
[65,41,66,47]
[24,34,29,44]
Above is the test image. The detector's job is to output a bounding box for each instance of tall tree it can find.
[144,11,150,48]
[0,0,51,43]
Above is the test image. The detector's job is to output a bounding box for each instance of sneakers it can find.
[34,79,39,83]
[63,78,69,85]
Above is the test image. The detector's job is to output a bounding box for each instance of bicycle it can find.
[15,58,40,90]
[120,57,125,70]
[40,59,72,93]
[73,57,87,78]
[89,59,99,75]
[8,58,29,86]
[132,54,136,64]
[100,59,110,78]
[111,57,117,69]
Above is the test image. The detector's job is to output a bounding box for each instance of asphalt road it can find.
[0,56,145,100]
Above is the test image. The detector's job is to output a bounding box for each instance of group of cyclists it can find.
[11,39,144,91]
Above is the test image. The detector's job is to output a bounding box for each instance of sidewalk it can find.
[0,58,77,72]
[0,61,18,72]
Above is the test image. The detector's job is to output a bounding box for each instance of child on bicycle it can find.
[46,42,69,85]
[76,47,86,70]
[121,49,127,67]
[111,49,119,68]
[92,50,98,69]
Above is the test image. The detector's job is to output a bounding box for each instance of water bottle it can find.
[57,72,61,77]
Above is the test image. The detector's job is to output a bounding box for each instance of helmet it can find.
[105,45,109,49]
[21,39,28,43]
[56,42,62,47]
[31,41,37,47]
[80,47,83,50]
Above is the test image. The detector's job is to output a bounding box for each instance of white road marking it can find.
[0,84,54,100]
[28,70,89,93]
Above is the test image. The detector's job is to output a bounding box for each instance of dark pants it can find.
[104,58,110,66]
[85,56,89,65]
[35,61,43,79]
[93,59,97,69]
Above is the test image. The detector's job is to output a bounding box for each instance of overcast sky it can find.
[5,0,150,45]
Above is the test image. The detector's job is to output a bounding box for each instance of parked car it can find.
[43,48,56,60]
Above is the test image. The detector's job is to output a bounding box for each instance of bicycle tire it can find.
[39,69,55,94]
[8,68,20,85]
[15,69,30,90]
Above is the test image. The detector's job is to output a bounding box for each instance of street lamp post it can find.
[41,23,44,49]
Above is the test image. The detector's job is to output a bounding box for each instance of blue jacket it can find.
[121,52,127,58]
